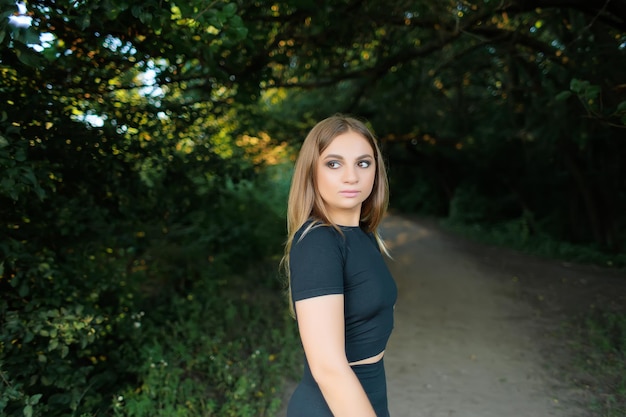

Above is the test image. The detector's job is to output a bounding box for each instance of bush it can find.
[0,243,140,416]
[110,274,299,417]
[447,183,493,224]
[441,215,626,268]
[0,138,298,416]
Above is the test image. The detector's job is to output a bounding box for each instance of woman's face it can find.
[316,130,376,226]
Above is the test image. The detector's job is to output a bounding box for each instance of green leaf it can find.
[15,27,41,46]
[48,393,72,406]
[14,42,42,67]
[210,13,226,29]
[6,124,20,135]
[585,85,601,99]
[224,27,248,44]
[18,280,29,297]
[22,169,38,187]
[222,3,237,16]
[24,404,33,417]
[29,394,42,405]
[34,186,46,200]
[616,101,626,112]
[89,371,116,389]
[570,78,601,100]
[41,46,59,62]
[139,12,153,24]
[49,338,59,351]
[555,91,572,101]
[131,5,142,18]
[569,78,586,93]
[0,10,14,21]
[15,148,26,162]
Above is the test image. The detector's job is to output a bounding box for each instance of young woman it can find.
[282,115,397,417]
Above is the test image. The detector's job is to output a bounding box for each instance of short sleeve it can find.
[290,225,345,302]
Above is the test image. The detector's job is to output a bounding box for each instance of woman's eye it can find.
[358,160,371,168]
[327,161,341,169]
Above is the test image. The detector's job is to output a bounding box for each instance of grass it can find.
[440,217,626,269]
[111,262,301,417]
[572,311,626,417]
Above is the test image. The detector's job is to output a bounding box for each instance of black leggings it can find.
[286,358,390,417]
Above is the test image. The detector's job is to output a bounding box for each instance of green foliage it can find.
[109,276,299,417]
[585,312,626,355]
[255,1,626,256]
[574,311,626,417]
[0,243,136,416]
[448,184,493,225]
[391,177,445,216]
[0,112,45,201]
[0,160,297,416]
[441,215,626,268]
[0,0,297,410]
[557,78,626,127]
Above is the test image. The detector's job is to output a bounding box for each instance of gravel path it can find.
[380,215,586,417]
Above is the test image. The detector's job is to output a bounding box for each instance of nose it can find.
[342,165,358,184]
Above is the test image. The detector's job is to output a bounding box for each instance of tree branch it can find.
[503,0,626,31]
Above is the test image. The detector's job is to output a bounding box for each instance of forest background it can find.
[1,1,625,416]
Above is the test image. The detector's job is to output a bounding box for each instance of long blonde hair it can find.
[281,115,390,313]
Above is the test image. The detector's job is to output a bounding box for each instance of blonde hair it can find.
[281,114,390,314]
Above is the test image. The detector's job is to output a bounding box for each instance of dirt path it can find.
[279,214,626,416]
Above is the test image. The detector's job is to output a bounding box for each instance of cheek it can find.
[315,168,331,194]
[366,170,376,188]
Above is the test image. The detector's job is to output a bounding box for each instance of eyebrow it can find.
[322,153,374,160]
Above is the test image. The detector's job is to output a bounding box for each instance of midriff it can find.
[348,350,385,366]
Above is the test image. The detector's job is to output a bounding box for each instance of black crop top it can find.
[290,221,397,363]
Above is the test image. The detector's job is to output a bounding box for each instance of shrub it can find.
[1,142,298,416]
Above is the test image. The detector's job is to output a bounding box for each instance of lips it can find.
[339,190,360,198]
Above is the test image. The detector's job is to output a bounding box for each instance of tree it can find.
[253,0,626,252]
[0,1,285,415]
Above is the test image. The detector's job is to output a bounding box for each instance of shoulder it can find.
[294,221,342,247]
[290,222,346,301]
[366,231,382,253]
[290,221,346,261]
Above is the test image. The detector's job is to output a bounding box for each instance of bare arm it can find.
[295,294,376,417]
